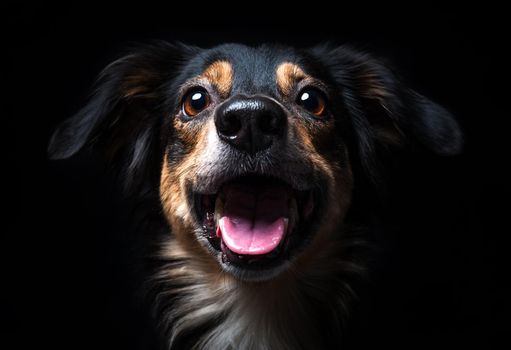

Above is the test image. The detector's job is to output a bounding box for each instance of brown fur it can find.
[160,118,215,260]
[202,61,233,97]
[276,62,308,95]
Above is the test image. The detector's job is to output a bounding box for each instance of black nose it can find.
[215,96,287,154]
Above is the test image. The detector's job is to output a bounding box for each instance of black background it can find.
[5,3,509,349]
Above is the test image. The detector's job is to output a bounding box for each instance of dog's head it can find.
[49,42,462,282]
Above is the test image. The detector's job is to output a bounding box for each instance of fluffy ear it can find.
[404,90,463,155]
[48,41,197,189]
[311,45,463,158]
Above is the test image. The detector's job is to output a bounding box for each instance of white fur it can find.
[152,231,365,350]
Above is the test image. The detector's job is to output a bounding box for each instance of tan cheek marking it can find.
[293,122,316,152]
[160,156,185,225]
[293,122,335,178]
[292,143,353,271]
[160,151,191,225]
[159,121,225,279]
[293,119,353,220]
[160,152,204,264]
[160,117,212,229]
[202,61,233,97]
[276,62,307,95]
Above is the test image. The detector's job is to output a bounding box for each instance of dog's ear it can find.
[48,42,197,189]
[311,45,463,158]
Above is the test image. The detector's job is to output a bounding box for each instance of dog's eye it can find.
[182,88,210,117]
[297,88,327,117]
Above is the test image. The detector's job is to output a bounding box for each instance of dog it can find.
[48,42,462,349]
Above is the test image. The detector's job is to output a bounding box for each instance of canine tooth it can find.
[217,217,226,238]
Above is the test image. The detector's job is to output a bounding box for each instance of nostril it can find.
[218,113,243,138]
[257,112,285,136]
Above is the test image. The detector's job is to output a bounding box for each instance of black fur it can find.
[49,42,462,188]
[48,42,463,348]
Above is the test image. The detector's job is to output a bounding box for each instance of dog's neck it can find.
[152,231,364,349]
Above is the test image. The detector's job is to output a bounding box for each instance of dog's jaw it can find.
[156,145,359,348]
[152,222,363,350]
[160,143,354,280]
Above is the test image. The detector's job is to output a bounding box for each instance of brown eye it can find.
[297,88,327,116]
[182,88,210,117]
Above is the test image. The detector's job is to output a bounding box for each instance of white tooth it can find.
[218,217,226,237]
[283,218,289,234]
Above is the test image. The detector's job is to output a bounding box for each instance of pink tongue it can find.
[218,184,290,255]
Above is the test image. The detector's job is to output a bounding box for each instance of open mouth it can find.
[193,175,315,277]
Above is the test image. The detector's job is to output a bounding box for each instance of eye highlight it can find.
[297,88,327,117]
[182,88,210,117]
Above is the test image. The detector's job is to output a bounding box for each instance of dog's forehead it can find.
[198,44,304,95]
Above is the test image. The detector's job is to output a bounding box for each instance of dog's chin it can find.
[190,173,323,282]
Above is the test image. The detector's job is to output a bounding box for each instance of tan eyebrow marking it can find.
[276,62,308,95]
[201,61,233,96]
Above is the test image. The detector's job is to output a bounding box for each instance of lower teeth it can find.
[202,211,216,239]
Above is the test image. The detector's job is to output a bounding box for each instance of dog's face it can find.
[160,46,353,280]
[49,43,462,282]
